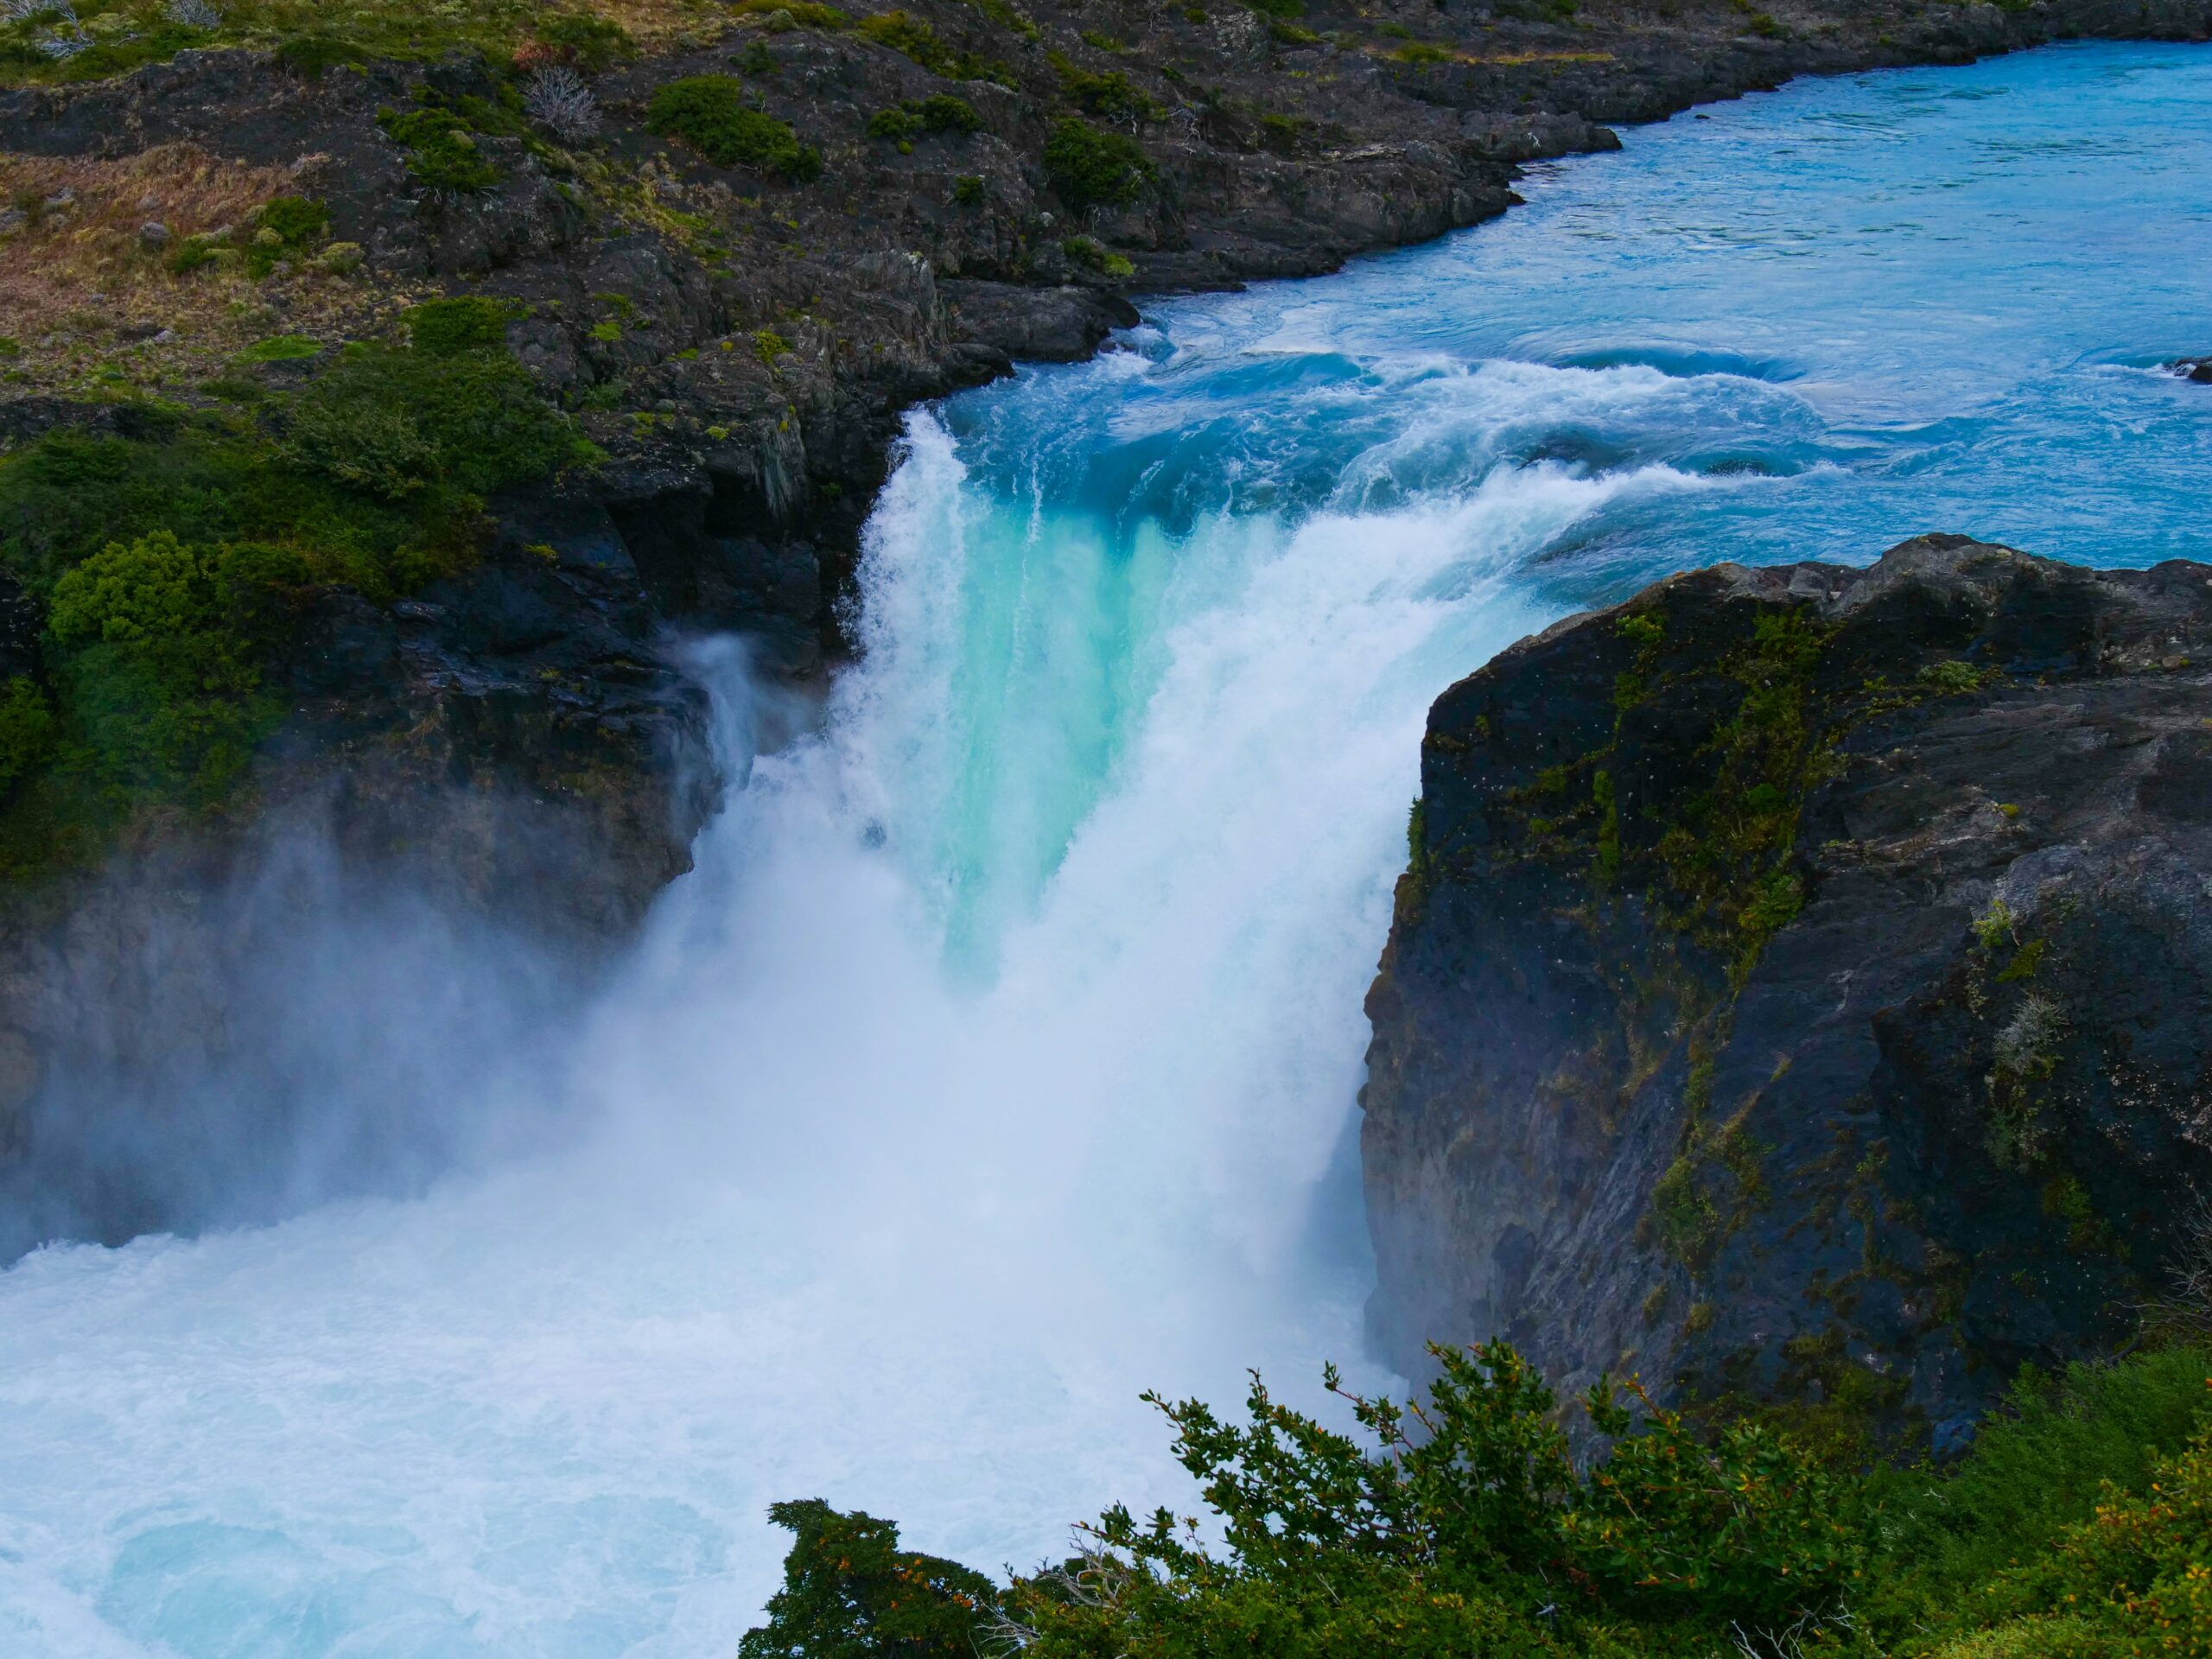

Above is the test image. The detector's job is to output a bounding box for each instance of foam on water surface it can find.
[1,41,2208,1658]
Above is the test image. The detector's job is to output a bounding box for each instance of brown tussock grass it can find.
[0,143,300,336]
[0,143,380,389]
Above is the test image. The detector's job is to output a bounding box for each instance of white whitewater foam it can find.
[0,408,1713,1656]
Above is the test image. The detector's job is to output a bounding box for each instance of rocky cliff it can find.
[1363,536,2212,1447]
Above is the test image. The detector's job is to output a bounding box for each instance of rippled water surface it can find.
[2,41,2206,1659]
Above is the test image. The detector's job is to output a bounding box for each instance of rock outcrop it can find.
[1363,536,2212,1446]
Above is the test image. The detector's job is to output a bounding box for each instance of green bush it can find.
[1061,234,1134,279]
[377,106,499,193]
[274,34,368,76]
[952,173,985,205]
[281,344,585,502]
[1041,118,1155,209]
[645,76,821,181]
[532,11,636,70]
[868,93,985,140]
[47,530,306,799]
[0,677,55,794]
[852,11,1016,86]
[736,1499,997,1659]
[1052,56,1166,123]
[742,1338,2212,1659]
[1243,0,1303,16]
[404,296,520,357]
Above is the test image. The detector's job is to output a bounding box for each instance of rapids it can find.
[2,40,2208,1658]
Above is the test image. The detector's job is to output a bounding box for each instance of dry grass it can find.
[0,143,365,386]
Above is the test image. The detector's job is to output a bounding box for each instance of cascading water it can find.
[2,40,2208,1658]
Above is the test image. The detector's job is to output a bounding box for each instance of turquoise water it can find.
[0,41,2205,1659]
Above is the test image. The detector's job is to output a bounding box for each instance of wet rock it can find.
[2171,355,2212,383]
[943,279,1140,363]
[1363,535,2212,1439]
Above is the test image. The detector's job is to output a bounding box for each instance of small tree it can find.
[739,1499,1000,1659]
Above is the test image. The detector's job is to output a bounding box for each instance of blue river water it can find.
[0,39,2204,1659]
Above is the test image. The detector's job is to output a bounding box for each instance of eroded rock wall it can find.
[1363,537,2212,1441]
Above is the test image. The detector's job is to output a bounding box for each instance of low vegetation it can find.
[743,1337,2212,1658]
[0,315,592,879]
[647,74,823,181]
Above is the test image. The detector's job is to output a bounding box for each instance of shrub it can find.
[532,11,636,71]
[404,296,519,357]
[1243,0,1302,16]
[744,1340,1875,1657]
[868,93,984,140]
[735,1500,997,1659]
[1052,56,1166,123]
[0,677,55,793]
[281,344,585,501]
[274,33,365,75]
[377,106,499,194]
[523,63,600,143]
[1041,118,1155,209]
[951,173,985,205]
[645,76,821,181]
[1872,1344,2212,1621]
[1061,234,1133,279]
[853,10,1015,85]
[1393,40,1452,64]
[47,530,307,799]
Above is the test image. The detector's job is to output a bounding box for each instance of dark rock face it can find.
[1363,537,2212,1441]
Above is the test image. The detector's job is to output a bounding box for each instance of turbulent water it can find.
[3,41,2209,1658]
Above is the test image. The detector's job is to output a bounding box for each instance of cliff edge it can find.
[1363,535,2212,1446]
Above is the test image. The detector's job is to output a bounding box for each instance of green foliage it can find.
[0,330,584,868]
[646,76,822,181]
[378,105,499,193]
[744,1338,2212,1659]
[280,343,584,502]
[252,194,329,247]
[731,0,851,27]
[1061,234,1134,279]
[1042,118,1156,209]
[957,0,1038,37]
[868,94,982,141]
[1573,1376,1866,1629]
[952,173,985,206]
[1243,0,1303,17]
[234,334,324,364]
[46,530,305,800]
[1877,1345,2212,1619]
[1394,40,1452,64]
[0,677,55,793]
[1052,54,1166,123]
[736,1498,996,1659]
[532,11,637,70]
[1917,658,1999,696]
[753,328,791,365]
[404,296,520,357]
[276,34,369,76]
[853,11,1016,86]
